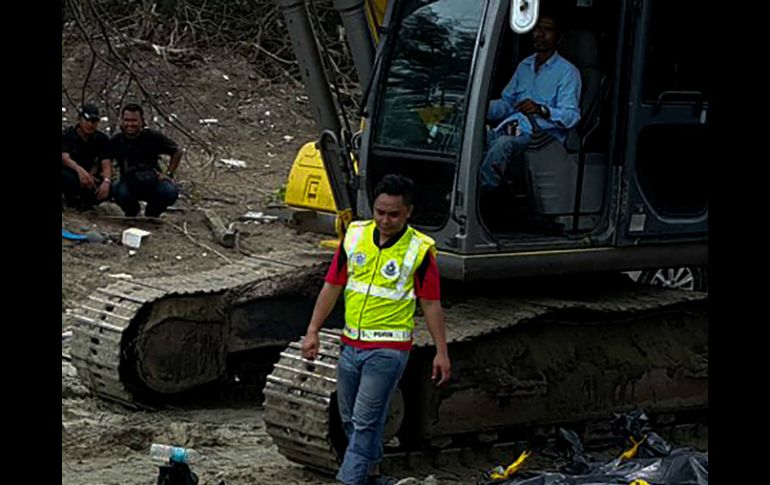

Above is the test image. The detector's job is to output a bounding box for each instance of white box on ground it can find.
[122,228,151,249]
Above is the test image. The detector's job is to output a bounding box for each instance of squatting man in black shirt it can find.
[111,103,183,218]
[61,103,113,210]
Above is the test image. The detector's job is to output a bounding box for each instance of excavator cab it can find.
[282,0,707,280]
[359,0,707,279]
[258,1,708,471]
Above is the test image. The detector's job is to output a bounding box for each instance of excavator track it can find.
[264,283,708,474]
[70,251,335,406]
[264,329,343,472]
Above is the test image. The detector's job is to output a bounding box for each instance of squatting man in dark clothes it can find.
[111,103,183,218]
[61,103,113,210]
[301,174,451,485]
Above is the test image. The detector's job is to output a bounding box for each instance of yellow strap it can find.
[490,450,531,480]
[364,0,387,44]
[619,435,646,460]
[335,208,354,240]
[629,480,651,485]
[319,239,339,249]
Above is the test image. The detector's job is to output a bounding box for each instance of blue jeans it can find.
[479,131,531,190]
[336,344,409,485]
[113,177,178,217]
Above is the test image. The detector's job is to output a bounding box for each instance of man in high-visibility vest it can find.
[302,174,451,485]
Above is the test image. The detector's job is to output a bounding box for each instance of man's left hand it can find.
[95,179,110,201]
[516,98,541,115]
[157,171,174,183]
[431,352,451,387]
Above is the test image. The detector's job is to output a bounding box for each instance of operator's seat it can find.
[561,29,603,151]
[521,30,608,227]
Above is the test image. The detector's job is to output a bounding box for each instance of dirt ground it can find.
[60,32,706,485]
[60,41,468,484]
[63,347,486,484]
[61,43,325,313]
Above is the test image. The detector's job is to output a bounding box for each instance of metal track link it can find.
[264,329,342,472]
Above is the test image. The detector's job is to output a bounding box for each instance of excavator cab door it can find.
[615,0,708,245]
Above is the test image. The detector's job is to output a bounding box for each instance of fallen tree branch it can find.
[249,42,295,65]
[202,209,238,248]
[123,37,198,58]
[61,85,80,115]
[167,220,232,264]
[82,49,97,104]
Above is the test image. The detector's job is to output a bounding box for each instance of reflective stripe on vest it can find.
[343,224,366,261]
[346,279,415,301]
[343,325,413,342]
[395,234,423,293]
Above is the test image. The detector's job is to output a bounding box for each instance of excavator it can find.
[70,0,707,474]
[281,0,708,288]
[265,0,708,472]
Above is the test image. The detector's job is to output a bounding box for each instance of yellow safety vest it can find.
[342,220,435,342]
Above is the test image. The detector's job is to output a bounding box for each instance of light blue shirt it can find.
[488,52,582,142]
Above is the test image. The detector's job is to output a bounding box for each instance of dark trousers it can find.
[113,175,179,217]
[62,167,111,209]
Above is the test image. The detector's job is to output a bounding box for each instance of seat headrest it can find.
[559,30,599,68]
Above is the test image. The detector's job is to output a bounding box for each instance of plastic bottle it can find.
[149,443,201,464]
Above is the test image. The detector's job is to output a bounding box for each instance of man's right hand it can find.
[432,351,451,387]
[77,167,96,189]
[301,329,320,360]
[515,98,540,115]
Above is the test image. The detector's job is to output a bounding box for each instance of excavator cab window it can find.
[368,0,484,229]
[372,0,483,155]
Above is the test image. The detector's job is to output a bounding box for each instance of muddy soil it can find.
[60,41,474,484]
[61,32,706,485]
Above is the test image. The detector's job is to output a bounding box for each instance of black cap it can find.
[79,103,100,121]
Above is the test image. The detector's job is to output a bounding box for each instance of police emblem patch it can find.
[381,259,400,280]
[353,252,367,267]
